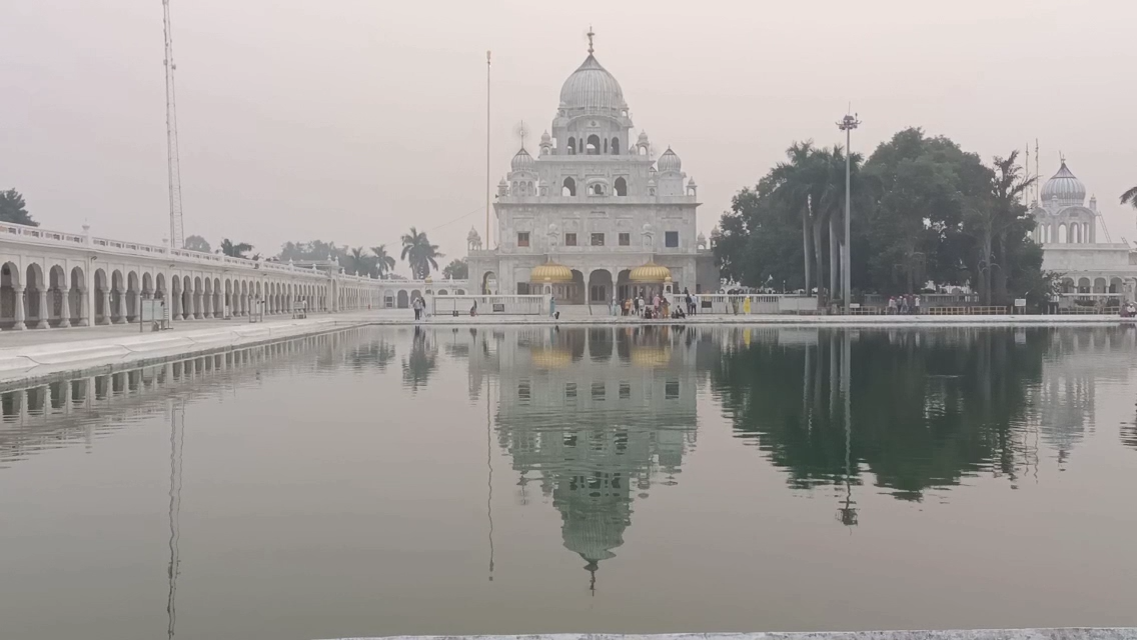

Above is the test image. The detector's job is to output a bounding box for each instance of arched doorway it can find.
[397,290,409,309]
[588,269,613,304]
[482,271,497,295]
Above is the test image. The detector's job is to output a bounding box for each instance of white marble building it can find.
[0,220,467,330]
[1029,159,1137,298]
[468,33,716,304]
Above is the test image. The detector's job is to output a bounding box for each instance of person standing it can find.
[412,296,421,321]
[914,294,921,315]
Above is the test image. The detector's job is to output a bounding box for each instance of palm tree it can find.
[219,238,253,258]
[1122,185,1137,210]
[371,244,396,279]
[346,246,372,276]
[400,227,443,279]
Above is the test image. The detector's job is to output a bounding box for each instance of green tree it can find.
[400,227,443,279]
[442,258,468,280]
[0,189,38,226]
[219,238,253,258]
[279,240,348,264]
[714,143,861,297]
[370,244,396,278]
[184,234,211,253]
[346,247,373,276]
[1121,185,1137,210]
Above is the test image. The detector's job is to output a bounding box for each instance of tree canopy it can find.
[713,128,1044,305]
[0,189,38,227]
[442,258,468,280]
[219,238,253,258]
[401,227,443,279]
[184,235,212,253]
[371,245,396,279]
[279,240,349,264]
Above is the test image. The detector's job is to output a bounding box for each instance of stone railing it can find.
[0,220,468,290]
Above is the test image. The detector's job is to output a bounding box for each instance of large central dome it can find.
[559,54,626,113]
[1041,161,1086,207]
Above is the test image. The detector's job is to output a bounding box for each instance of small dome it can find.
[559,54,626,113]
[686,176,697,187]
[657,147,681,173]
[511,147,535,171]
[629,260,671,283]
[1041,161,1086,207]
[637,131,649,143]
[530,259,573,283]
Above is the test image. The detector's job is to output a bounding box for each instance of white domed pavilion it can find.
[468,30,715,303]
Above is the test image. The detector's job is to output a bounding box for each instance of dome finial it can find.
[587,25,595,55]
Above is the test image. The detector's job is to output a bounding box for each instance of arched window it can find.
[614,177,627,196]
[567,137,576,155]
[638,146,647,156]
[562,177,576,197]
[587,134,600,155]
[611,138,620,155]
[1058,223,1067,243]
[591,183,604,195]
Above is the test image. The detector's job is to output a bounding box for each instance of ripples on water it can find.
[2,325,1137,639]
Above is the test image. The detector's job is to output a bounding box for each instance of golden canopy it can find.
[628,260,671,283]
[530,258,573,284]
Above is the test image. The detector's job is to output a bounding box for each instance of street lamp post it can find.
[837,113,861,312]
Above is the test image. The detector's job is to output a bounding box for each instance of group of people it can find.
[615,288,697,320]
[886,294,922,315]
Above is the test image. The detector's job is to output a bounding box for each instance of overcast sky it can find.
[3,0,1135,274]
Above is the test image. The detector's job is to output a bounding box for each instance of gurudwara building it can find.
[1030,158,1137,298]
[467,33,716,304]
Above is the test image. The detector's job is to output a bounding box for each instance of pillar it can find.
[99,290,111,325]
[59,288,71,328]
[77,289,89,327]
[35,287,50,329]
[194,292,203,319]
[11,286,26,330]
[114,288,127,324]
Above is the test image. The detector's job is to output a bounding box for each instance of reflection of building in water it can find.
[0,329,375,468]
[1026,328,1137,463]
[490,326,698,588]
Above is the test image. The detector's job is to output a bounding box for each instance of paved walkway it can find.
[0,308,1125,354]
[324,630,1137,640]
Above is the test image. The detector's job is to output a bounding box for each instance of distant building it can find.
[1029,159,1137,298]
[468,32,716,303]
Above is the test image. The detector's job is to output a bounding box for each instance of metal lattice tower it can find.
[162,0,185,249]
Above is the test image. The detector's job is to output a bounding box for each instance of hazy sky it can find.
[3,0,1136,275]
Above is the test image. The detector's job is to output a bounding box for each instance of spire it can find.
[587,25,595,55]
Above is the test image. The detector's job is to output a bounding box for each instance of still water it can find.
[2,326,1136,640]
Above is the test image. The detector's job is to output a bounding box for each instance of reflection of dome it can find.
[631,347,671,368]
[530,348,572,370]
[629,261,671,283]
[559,54,626,112]
[1041,161,1086,207]
[511,147,535,171]
[530,259,573,283]
[657,147,681,173]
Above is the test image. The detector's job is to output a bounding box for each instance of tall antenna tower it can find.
[162,0,185,249]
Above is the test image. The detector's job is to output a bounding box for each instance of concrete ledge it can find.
[0,316,365,382]
[322,630,1137,640]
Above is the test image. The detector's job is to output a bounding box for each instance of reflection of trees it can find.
[711,328,1048,500]
[401,326,438,392]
